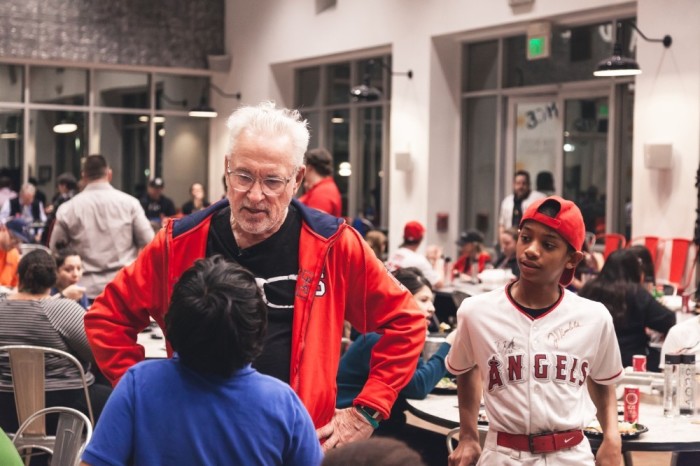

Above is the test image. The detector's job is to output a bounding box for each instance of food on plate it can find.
[435,377,458,390]
[584,420,640,435]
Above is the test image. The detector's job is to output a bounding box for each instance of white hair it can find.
[20,183,35,196]
[225,101,309,168]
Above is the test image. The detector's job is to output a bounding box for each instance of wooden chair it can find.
[595,233,627,260]
[0,345,94,431]
[12,407,92,466]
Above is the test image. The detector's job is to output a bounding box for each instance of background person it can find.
[0,219,30,289]
[493,226,519,278]
[181,182,210,215]
[336,267,453,465]
[386,221,442,288]
[49,154,155,302]
[298,147,342,217]
[451,230,491,280]
[80,256,322,466]
[84,101,425,451]
[0,250,111,433]
[579,248,676,370]
[364,229,388,262]
[498,170,545,235]
[0,183,47,242]
[52,247,88,309]
[140,177,176,225]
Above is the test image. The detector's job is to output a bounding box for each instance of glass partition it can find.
[95,70,149,108]
[0,65,23,102]
[30,66,87,105]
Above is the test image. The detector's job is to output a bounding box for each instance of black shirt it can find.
[206,205,301,384]
[140,195,176,220]
[512,196,525,228]
[507,284,559,319]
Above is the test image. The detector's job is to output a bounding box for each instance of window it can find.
[461,17,636,241]
[294,55,391,227]
[0,62,212,210]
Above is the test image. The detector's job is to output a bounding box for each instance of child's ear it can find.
[566,250,585,271]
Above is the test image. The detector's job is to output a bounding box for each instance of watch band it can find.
[355,405,381,428]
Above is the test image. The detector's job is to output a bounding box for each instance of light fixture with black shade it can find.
[593,20,672,78]
[189,83,242,118]
[349,59,413,102]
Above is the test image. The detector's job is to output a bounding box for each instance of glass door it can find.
[561,95,609,235]
[506,95,562,198]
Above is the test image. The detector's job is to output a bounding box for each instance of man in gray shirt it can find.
[50,155,154,301]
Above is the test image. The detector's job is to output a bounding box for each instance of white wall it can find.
[632,0,700,240]
[215,0,649,255]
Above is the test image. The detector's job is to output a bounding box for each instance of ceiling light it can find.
[0,132,19,139]
[138,115,149,123]
[189,83,241,118]
[594,20,671,78]
[53,121,77,134]
[331,115,345,124]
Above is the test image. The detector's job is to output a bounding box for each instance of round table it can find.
[406,394,700,453]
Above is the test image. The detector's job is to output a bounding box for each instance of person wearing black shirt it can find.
[140,178,176,225]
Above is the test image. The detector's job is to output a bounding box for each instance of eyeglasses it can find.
[226,167,294,196]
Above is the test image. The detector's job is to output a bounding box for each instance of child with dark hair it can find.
[447,196,624,466]
[579,248,675,369]
[81,256,322,466]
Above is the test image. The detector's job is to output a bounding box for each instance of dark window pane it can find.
[503,19,636,88]
[30,67,87,105]
[0,65,23,102]
[154,75,209,112]
[327,63,351,105]
[297,67,321,107]
[462,97,497,240]
[95,71,149,108]
[464,40,499,91]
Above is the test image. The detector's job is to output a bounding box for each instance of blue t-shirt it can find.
[82,357,322,466]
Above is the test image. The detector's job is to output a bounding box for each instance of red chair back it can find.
[629,236,663,275]
[595,233,627,260]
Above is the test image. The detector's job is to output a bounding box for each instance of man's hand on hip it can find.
[316,407,375,452]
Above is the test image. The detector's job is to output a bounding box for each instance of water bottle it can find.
[679,354,696,416]
[664,353,681,417]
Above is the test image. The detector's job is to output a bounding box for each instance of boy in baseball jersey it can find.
[446,196,623,466]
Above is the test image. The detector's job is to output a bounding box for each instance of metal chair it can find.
[0,345,94,432]
[12,407,92,466]
[629,236,663,276]
[446,427,460,454]
[656,238,698,295]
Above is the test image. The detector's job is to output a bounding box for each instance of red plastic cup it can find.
[632,355,647,372]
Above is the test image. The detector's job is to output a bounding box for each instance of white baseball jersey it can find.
[385,247,440,286]
[446,284,623,438]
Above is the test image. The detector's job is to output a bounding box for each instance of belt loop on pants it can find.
[496,429,584,454]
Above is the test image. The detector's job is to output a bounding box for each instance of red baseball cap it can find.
[403,221,425,242]
[519,196,585,286]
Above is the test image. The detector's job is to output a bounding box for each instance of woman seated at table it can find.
[492,227,519,278]
[336,267,455,428]
[0,250,111,433]
[51,247,88,309]
[579,248,676,370]
[451,230,491,281]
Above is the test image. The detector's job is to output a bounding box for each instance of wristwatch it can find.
[355,405,382,428]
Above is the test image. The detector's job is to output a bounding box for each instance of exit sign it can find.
[527,22,551,60]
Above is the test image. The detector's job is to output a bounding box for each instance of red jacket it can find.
[85,199,424,427]
[298,177,342,217]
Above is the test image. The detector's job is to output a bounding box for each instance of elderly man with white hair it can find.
[0,182,47,242]
[85,101,425,451]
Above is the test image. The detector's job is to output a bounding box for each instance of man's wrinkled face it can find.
[226,131,304,244]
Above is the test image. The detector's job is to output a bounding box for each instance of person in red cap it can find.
[386,221,442,288]
[446,196,623,466]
